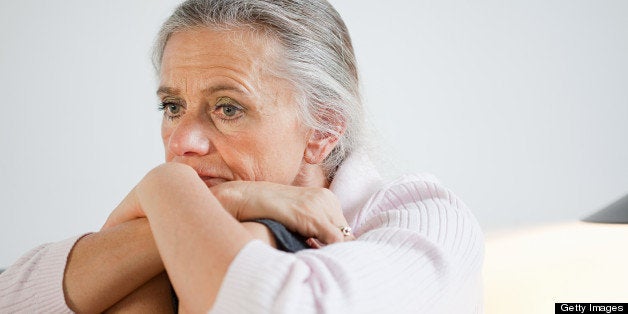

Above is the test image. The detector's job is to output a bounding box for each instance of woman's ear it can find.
[304,124,345,164]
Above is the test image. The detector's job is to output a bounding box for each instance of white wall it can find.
[1,0,627,267]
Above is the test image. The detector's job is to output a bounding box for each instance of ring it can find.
[340,226,352,236]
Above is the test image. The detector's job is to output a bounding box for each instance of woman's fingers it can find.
[307,222,356,247]
[306,238,322,249]
[285,185,357,245]
[211,181,355,246]
[316,220,354,245]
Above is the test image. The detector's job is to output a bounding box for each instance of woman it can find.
[0,0,483,313]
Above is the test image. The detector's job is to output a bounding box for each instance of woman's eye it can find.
[166,104,180,115]
[221,105,239,117]
[158,102,183,120]
[214,97,244,121]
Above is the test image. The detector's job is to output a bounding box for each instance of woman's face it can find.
[159,27,310,187]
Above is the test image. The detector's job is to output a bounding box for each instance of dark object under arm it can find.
[253,218,309,253]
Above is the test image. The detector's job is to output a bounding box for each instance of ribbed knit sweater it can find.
[0,152,484,313]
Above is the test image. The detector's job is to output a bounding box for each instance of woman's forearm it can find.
[64,218,163,313]
[96,222,275,314]
[148,203,252,313]
[136,164,255,312]
[104,272,174,314]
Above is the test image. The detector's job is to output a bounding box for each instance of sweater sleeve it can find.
[209,176,484,314]
[0,234,86,313]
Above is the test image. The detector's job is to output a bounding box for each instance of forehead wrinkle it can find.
[165,48,261,95]
[160,65,255,99]
[222,27,287,97]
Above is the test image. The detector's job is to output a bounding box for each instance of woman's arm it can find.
[131,163,256,312]
[104,272,174,314]
[63,218,164,313]
[101,222,275,314]
[101,162,354,312]
[102,163,346,312]
[59,211,275,313]
[104,174,352,246]
[0,170,281,313]
[0,218,162,314]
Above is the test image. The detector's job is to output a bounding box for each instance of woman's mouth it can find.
[199,176,227,187]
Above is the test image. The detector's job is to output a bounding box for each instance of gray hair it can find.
[152,0,364,178]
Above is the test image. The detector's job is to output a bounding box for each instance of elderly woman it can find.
[0,0,483,313]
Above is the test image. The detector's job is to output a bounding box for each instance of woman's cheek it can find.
[161,125,175,161]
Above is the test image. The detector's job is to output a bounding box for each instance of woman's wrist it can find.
[210,181,253,220]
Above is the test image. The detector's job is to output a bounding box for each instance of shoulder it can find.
[330,151,482,247]
[357,172,461,220]
[365,172,446,209]
[354,173,483,246]
[352,173,484,286]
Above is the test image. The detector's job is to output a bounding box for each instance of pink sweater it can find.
[0,153,484,313]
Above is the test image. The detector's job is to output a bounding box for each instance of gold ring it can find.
[340,226,352,236]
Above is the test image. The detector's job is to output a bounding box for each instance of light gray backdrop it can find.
[1,0,627,267]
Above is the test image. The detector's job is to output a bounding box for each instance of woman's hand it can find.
[211,181,355,246]
[101,162,199,230]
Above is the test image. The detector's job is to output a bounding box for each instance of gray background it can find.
[1,0,627,267]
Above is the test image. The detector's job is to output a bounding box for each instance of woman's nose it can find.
[167,118,211,157]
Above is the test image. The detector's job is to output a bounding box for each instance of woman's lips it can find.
[199,176,227,187]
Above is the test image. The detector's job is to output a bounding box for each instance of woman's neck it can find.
[292,162,330,188]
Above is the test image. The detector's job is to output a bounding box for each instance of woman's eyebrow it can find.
[156,86,178,96]
[202,85,249,96]
[156,85,249,96]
